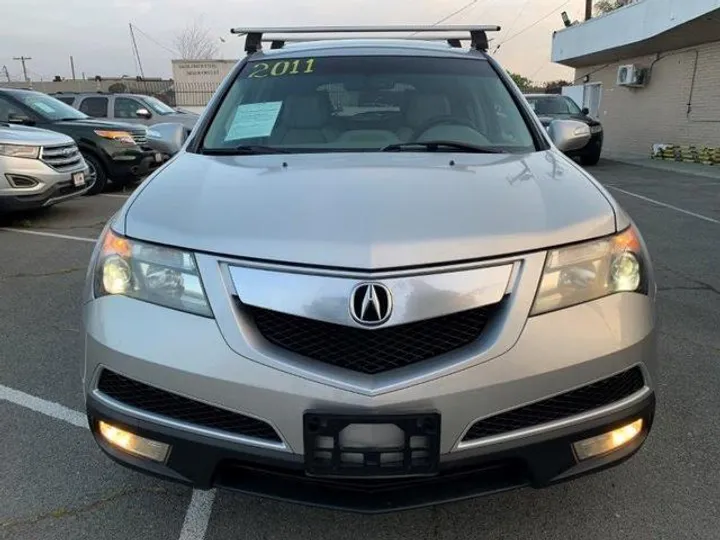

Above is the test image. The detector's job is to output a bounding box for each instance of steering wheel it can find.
[410,116,483,142]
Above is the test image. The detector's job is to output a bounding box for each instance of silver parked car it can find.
[83,26,657,513]
[52,92,199,130]
[1,122,90,211]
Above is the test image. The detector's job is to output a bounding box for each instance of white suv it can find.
[0,123,90,212]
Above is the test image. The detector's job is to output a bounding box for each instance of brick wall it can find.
[576,40,720,158]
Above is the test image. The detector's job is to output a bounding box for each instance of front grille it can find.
[41,143,83,172]
[97,370,282,443]
[462,367,645,442]
[246,304,498,375]
[130,129,148,145]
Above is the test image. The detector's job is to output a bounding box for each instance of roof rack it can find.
[230,25,501,54]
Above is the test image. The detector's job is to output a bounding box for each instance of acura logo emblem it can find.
[350,283,392,326]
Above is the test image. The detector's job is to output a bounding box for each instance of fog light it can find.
[573,419,644,461]
[98,421,170,462]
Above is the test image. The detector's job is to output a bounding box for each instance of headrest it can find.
[280,93,331,129]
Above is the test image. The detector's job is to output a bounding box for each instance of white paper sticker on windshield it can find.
[225,101,282,141]
[30,102,56,114]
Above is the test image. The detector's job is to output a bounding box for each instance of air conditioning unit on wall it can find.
[617,64,647,87]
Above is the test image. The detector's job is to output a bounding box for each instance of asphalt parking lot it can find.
[1,160,719,540]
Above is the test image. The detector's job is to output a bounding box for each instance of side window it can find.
[0,96,26,122]
[55,97,76,105]
[114,97,143,119]
[79,97,108,118]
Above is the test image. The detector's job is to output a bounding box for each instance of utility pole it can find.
[13,56,32,82]
[70,56,76,80]
[585,0,593,20]
[1,65,10,82]
[129,23,145,78]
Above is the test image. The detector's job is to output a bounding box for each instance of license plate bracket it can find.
[303,412,440,478]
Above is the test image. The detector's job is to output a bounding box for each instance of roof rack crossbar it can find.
[231,25,501,53]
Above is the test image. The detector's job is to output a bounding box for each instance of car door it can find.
[78,96,109,119]
[113,96,151,125]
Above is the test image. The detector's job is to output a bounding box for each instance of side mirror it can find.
[145,123,186,156]
[547,119,591,153]
[581,107,590,115]
[135,108,152,119]
[7,113,35,126]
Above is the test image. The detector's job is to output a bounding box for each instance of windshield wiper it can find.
[381,141,506,154]
[200,145,290,155]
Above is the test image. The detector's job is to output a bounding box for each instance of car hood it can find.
[122,151,616,269]
[55,118,146,131]
[0,123,73,145]
[159,113,198,129]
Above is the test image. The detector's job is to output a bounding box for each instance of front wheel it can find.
[580,147,602,166]
[82,152,108,195]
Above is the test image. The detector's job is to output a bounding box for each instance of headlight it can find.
[94,229,212,317]
[531,226,647,316]
[0,144,40,159]
[94,130,136,145]
[590,125,603,134]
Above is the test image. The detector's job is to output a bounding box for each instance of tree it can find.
[595,0,624,15]
[544,79,571,94]
[507,71,534,92]
[173,18,219,60]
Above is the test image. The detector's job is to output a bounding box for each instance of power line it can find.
[130,23,179,56]
[500,0,531,45]
[494,0,571,52]
[129,23,145,78]
[409,0,483,36]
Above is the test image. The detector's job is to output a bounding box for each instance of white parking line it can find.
[0,383,217,539]
[179,489,217,540]
[608,186,720,225]
[0,384,88,429]
[0,227,96,243]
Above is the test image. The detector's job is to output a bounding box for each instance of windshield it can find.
[526,95,582,116]
[202,56,537,154]
[16,92,87,121]
[143,96,176,115]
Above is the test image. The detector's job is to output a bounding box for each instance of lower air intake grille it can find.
[246,303,498,375]
[97,370,281,442]
[462,366,645,442]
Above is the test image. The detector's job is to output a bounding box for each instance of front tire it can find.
[580,147,602,166]
[82,152,108,195]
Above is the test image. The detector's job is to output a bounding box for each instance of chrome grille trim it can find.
[41,143,84,172]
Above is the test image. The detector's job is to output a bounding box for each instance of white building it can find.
[552,0,720,158]
[171,59,238,112]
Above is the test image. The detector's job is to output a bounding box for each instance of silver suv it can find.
[83,26,657,513]
[1,123,89,211]
[53,92,198,130]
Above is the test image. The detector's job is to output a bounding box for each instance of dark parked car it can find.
[0,89,164,194]
[524,94,603,166]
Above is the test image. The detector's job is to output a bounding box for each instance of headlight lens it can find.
[0,144,40,159]
[531,226,647,316]
[590,125,603,134]
[94,130,136,145]
[94,229,212,317]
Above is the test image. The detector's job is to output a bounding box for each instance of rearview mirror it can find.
[581,107,590,115]
[145,122,186,156]
[135,108,152,119]
[547,119,591,153]
[7,113,35,126]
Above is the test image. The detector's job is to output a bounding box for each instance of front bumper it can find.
[106,148,164,180]
[84,277,657,511]
[0,157,90,211]
[567,131,604,158]
[87,389,654,513]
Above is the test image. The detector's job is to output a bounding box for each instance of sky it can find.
[0,0,579,84]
